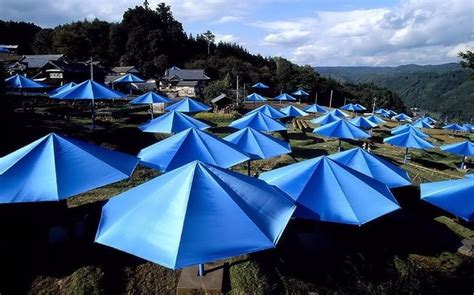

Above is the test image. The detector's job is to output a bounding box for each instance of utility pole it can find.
[315,92,318,105]
[90,57,94,81]
[236,75,239,103]
[329,90,333,108]
[372,97,377,115]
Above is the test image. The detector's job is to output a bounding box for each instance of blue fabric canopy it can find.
[349,116,378,129]
[230,112,287,132]
[95,161,295,269]
[247,104,286,119]
[421,116,437,124]
[274,93,296,101]
[48,82,77,96]
[380,110,392,118]
[412,119,433,129]
[224,127,291,160]
[365,115,386,125]
[50,80,126,100]
[442,123,468,132]
[165,97,211,113]
[392,113,412,122]
[355,103,367,111]
[245,93,267,102]
[386,110,398,116]
[391,125,429,138]
[252,82,269,89]
[292,89,309,96]
[131,92,173,104]
[313,120,370,140]
[329,147,411,188]
[384,132,434,149]
[280,105,308,117]
[304,104,327,113]
[0,133,138,203]
[139,111,210,134]
[5,74,48,89]
[375,108,387,114]
[421,178,474,222]
[440,141,474,156]
[310,113,341,125]
[329,109,350,118]
[340,103,364,112]
[462,124,473,132]
[259,156,400,225]
[138,128,249,172]
[113,73,145,84]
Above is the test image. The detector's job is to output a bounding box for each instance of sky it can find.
[1,0,473,66]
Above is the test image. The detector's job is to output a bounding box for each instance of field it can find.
[0,97,473,294]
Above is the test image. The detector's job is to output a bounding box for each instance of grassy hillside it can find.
[316,63,474,121]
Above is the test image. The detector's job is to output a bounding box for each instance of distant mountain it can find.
[315,63,474,121]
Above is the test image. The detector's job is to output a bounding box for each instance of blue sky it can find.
[1,0,473,66]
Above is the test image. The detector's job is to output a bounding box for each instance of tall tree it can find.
[459,50,474,71]
[201,30,215,55]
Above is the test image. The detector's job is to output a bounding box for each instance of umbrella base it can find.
[177,261,224,294]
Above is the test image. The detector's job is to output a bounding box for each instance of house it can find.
[110,66,139,76]
[160,66,210,97]
[7,54,65,76]
[32,60,106,86]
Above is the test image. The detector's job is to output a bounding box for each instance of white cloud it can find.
[215,33,239,43]
[214,16,243,24]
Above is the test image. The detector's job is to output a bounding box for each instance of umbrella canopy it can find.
[355,103,367,111]
[440,141,474,156]
[391,125,429,138]
[224,127,291,160]
[139,111,210,134]
[329,109,350,118]
[375,108,387,114]
[412,119,434,129]
[387,110,398,116]
[365,115,386,125]
[442,123,468,132]
[245,93,267,102]
[462,124,473,132]
[380,110,392,118]
[252,82,269,89]
[304,104,327,113]
[50,80,126,100]
[165,97,211,113]
[113,73,145,84]
[349,116,378,129]
[422,116,437,124]
[247,104,286,119]
[292,89,309,96]
[421,178,474,222]
[138,128,249,172]
[274,93,296,101]
[131,92,173,104]
[383,132,435,149]
[340,103,364,112]
[392,113,412,122]
[310,112,341,125]
[0,133,138,203]
[230,112,287,132]
[259,156,400,225]
[313,119,371,140]
[5,74,48,89]
[95,161,295,269]
[328,147,411,188]
[280,105,308,117]
[48,82,77,96]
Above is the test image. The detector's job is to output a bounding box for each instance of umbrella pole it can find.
[198,263,206,277]
[338,139,342,152]
[461,155,465,169]
[150,104,154,120]
[404,147,408,163]
[92,98,95,130]
[247,160,251,176]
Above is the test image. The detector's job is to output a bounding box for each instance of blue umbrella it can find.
[131,92,173,119]
[340,103,364,112]
[380,110,392,118]
[466,174,474,178]
[113,73,145,84]
[349,116,378,129]
[387,110,398,116]
[440,141,474,169]
[355,103,367,111]
[375,108,387,114]
[48,82,77,96]
[0,133,138,203]
[422,116,437,124]
[421,178,474,222]
[139,111,210,134]
[138,128,249,172]
[365,115,386,125]
[247,104,286,119]
[0,47,9,53]
[462,124,473,132]
[443,123,468,136]
[329,147,411,188]
[329,109,350,118]
[310,112,341,126]
[95,161,295,274]
[5,74,48,89]
[313,120,370,151]
[292,89,309,96]
[224,127,291,175]
[392,113,412,122]
[245,93,267,102]
[274,93,296,103]
[384,131,435,163]
[230,112,287,132]
[51,80,126,129]
[279,105,308,117]
[252,82,269,89]
[259,156,400,226]
[412,119,433,129]
[165,97,211,113]
[391,125,429,138]
[304,104,327,113]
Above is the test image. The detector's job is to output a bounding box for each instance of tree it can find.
[201,30,215,55]
[459,50,474,71]
[32,29,53,54]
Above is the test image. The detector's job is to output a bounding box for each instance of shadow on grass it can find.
[291,147,328,159]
